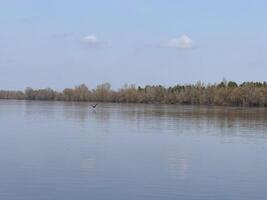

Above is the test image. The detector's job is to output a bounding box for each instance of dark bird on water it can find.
[90,104,98,109]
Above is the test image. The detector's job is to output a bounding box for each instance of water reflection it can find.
[24,100,57,119]
[1,100,267,200]
[62,102,90,122]
[165,149,190,178]
[21,102,267,137]
[81,157,96,170]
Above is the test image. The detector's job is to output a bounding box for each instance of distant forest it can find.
[1,81,267,107]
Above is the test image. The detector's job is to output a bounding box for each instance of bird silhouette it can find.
[90,104,98,109]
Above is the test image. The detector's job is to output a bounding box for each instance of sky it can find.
[0,0,267,90]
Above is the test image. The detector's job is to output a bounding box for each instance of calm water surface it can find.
[1,100,267,200]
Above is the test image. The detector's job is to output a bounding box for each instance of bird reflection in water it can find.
[90,103,98,114]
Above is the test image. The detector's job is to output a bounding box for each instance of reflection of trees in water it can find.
[63,102,90,122]
[24,100,57,119]
[114,104,267,136]
[23,101,267,136]
[62,102,111,122]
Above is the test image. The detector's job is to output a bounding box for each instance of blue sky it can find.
[1,0,267,90]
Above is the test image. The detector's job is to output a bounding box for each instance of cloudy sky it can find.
[1,0,267,90]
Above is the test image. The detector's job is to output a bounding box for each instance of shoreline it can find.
[1,81,267,107]
[0,98,266,108]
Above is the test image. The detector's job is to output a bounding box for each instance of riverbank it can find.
[1,81,267,107]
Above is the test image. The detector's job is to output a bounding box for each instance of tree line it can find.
[1,81,267,107]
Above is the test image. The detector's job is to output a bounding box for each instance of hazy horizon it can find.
[1,0,267,90]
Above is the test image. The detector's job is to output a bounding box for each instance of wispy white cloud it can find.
[82,35,99,45]
[166,35,194,49]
